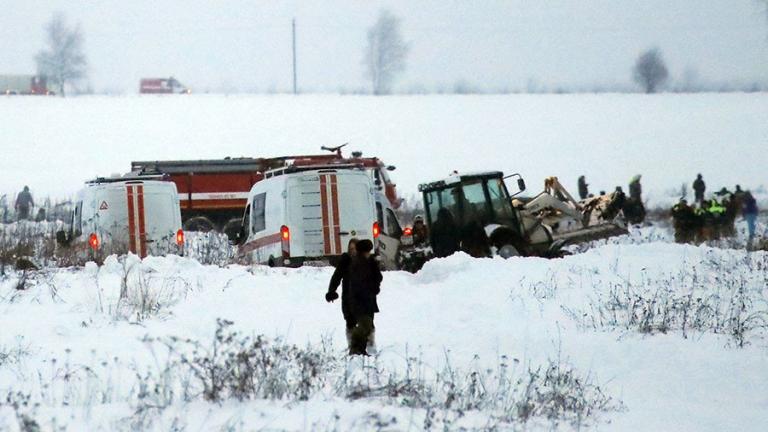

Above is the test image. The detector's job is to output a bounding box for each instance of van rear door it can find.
[125,182,181,257]
[288,171,374,258]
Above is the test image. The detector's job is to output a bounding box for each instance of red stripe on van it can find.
[137,185,147,258]
[330,175,342,254]
[126,185,137,254]
[319,174,331,255]
[239,232,282,254]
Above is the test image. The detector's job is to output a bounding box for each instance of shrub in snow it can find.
[345,351,621,428]
[563,252,768,347]
[142,319,336,404]
[184,231,235,266]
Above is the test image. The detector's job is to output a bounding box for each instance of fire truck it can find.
[130,145,400,239]
[139,77,190,94]
[0,75,53,95]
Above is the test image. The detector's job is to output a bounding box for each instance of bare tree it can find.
[364,10,409,95]
[35,13,87,96]
[633,48,668,94]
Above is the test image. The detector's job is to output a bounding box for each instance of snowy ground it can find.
[1,92,767,430]
[1,223,767,431]
[1,93,766,209]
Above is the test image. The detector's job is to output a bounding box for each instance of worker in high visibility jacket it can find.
[707,199,727,240]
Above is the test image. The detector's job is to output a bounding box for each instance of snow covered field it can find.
[1,227,767,430]
[0,93,766,208]
[1,92,767,430]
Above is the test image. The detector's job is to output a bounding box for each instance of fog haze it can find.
[1,0,766,93]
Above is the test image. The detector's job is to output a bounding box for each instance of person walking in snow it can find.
[693,174,706,205]
[743,192,758,246]
[326,239,382,355]
[327,238,358,345]
[577,176,589,200]
[15,186,34,221]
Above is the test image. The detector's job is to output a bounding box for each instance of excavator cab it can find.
[419,172,555,258]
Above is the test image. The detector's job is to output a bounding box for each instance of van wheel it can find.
[268,257,276,267]
[184,216,216,232]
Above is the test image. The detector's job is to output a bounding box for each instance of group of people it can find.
[671,174,760,245]
[578,175,646,224]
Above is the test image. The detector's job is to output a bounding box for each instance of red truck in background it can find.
[1,75,53,95]
[139,77,190,94]
[130,146,401,238]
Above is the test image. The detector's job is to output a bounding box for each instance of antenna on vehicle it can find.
[320,143,348,157]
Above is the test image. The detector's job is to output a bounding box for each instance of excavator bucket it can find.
[551,222,628,244]
[520,177,628,246]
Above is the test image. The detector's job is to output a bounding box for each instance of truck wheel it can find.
[498,244,520,258]
[184,216,216,232]
[222,218,243,243]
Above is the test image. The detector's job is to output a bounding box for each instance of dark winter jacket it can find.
[346,256,382,317]
[15,191,33,209]
[693,178,705,198]
[577,177,588,200]
[629,180,642,202]
[431,208,459,258]
[328,253,353,319]
[743,195,758,216]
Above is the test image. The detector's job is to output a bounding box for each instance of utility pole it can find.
[292,18,297,94]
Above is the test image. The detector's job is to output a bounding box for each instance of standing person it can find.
[326,238,359,348]
[628,175,642,202]
[671,199,695,243]
[431,208,459,258]
[577,176,589,200]
[693,174,706,205]
[347,240,382,355]
[732,185,746,216]
[14,186,34,221]
[743,192,758,245]
[411,215,428,246]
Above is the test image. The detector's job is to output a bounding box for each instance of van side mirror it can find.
[56,230,70,246]
[387,165,396,171]
[517,178,526,192]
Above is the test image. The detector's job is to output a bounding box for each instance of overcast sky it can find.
[1,0,767,93]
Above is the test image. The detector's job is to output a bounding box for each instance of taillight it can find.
[373,222,380,239]
[88,233,99,250]
[280,225,290,241]
[280,225,291,258]
[403,226,413,236]
[176,229,184,245]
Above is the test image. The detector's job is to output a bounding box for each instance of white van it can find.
[57,177,184,263]
[237,167,402,267]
